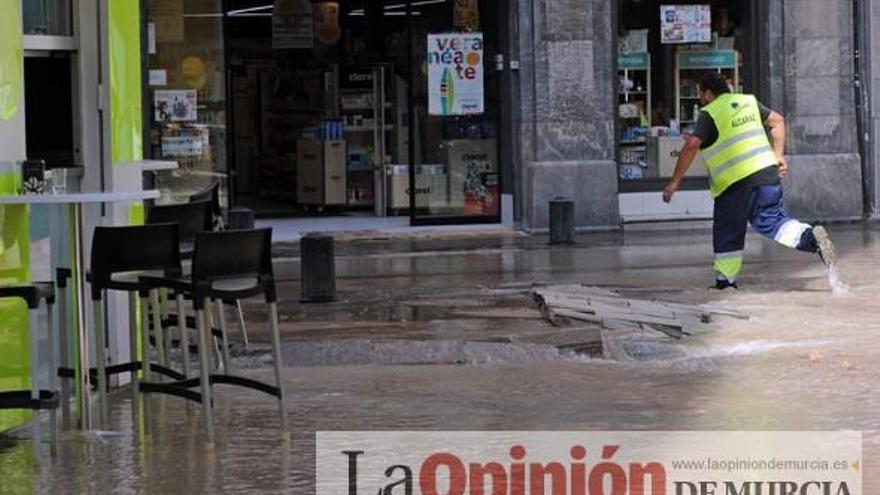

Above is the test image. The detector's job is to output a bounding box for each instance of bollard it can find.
[227,207,255,230]
[300,232,337,303]
[549,198,575,245]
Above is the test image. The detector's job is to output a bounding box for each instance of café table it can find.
[0,190,160,430]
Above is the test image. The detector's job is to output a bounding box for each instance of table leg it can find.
[72,202,92,430]
[57,270,71,429]
[93,297,109,428]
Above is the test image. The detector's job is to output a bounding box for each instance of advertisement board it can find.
[661,5,711,44]
[428,33,484,116]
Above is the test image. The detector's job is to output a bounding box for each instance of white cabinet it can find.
[296,139,347,206]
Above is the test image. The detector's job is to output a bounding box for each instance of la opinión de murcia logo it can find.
[338,444,855,495]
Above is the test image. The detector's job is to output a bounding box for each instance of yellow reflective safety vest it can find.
[700,93,777,198]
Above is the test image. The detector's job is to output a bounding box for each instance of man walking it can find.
[662,71,836,289]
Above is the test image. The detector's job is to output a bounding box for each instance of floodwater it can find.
[2,225,880,493]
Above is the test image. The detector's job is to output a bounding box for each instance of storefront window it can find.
[226,1,412,217]
[617,1,748,191]
[23,0,72,36]
[411,0,501,222]
[147,0,228,206]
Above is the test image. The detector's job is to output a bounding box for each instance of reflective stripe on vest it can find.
[701,94,777,198]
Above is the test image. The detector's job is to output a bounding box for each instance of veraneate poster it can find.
[427,33,484,116]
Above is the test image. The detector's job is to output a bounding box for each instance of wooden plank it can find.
[552,308,605,324]
[536,286,620,299]
[536,300,571,327]
[540,298,684,328]
[534,285,741,340]
[537,295,600,314]
[641,323,685,339]
[624,298,700,315]
[541,290,694,317]
[596,309,684,328]
[561,285,621,297]
[542,294,689,322]
[552,307,684,330]
[591,299,678,319]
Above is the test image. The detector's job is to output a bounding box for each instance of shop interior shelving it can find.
[675,49,739,134]
[618,52,651,180]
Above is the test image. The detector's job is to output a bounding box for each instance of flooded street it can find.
[2,225,879,493]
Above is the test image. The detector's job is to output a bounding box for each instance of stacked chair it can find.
[87,222,193,426]
[4,182,283,445]
[83,186,285,442]
[146,199,250,373]
[138,228,286,441]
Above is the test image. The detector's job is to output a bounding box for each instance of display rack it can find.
[675,50,739,133]
[618,52,651,180]
[335,66,399,208]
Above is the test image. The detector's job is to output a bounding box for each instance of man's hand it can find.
[663,135,701,204]
[777,155,788,179]
[662,180,680,204]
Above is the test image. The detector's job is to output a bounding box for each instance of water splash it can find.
[827,265,852,295]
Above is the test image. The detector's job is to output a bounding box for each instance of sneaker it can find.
[812,225,837,268]
[710,279,738,290]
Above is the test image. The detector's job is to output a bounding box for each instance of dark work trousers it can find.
[713,183,818,282]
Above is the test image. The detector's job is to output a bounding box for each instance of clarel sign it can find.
[428,33,484,116]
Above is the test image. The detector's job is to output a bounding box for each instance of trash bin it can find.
[300,232,336,303]
[549,198,575,245]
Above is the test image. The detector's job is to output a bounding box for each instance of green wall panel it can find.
[109,0,144,165]
[0,168,31,432]
[0,0,23,121]
[0,0,30,432]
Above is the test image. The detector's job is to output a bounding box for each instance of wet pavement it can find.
[2,223,880,493]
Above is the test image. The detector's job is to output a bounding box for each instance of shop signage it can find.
[428,33,484,116]
[340,66,374,90]
[660,4,711,44]
[273,0,314,49]
[618,52,649,70]
[679,50,737,69]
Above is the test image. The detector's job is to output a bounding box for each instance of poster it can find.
[660,5,711,44]
[154,90,197,122]
[444,139,498,216]
[161,136,203,157]
[428,33,484,116]
[453,0,480,31]
[273,0,314,49]
[161,127,208,157]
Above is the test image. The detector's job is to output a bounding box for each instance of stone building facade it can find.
[513,0,874,231]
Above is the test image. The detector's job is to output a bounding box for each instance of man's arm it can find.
[764,110,788,177]
[662,135,703,203]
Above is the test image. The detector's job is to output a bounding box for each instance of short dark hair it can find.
[699,71,730,95]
